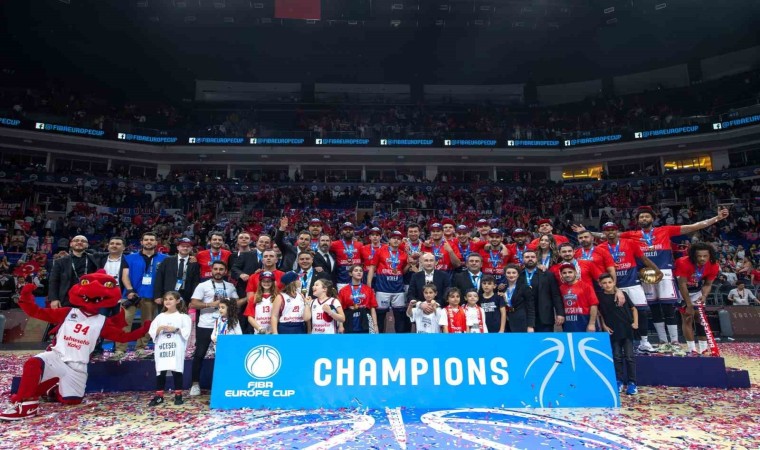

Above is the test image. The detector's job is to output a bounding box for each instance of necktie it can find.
[178,258,185,279]
[324,253,332,270]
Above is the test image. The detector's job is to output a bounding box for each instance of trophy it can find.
[639,268,659,284]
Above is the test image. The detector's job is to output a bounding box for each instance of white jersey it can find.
[409,303,441,334]
[51,308,106,364]
[464,305,488,333]
[310,297,340,334]
[252,295,273,332]
[279,292,306,323]
[149,312,192,373]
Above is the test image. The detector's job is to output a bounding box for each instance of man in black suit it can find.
[520,250,564,332]
[408,252,451,308]
[153,238,201,305]
[231,234,272,294]
[453,253,485,295]
[49,235,99,308]
[294,251,330,297]
[313,234,338,284]
[274,217,314,272]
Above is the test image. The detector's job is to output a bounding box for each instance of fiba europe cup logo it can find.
[245,345,282,380]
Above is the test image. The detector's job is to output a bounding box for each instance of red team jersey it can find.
[196,249,232,279]
[338,283,379,310]
[330,239,364,284]
[369,246,408,293]
[550,260,604,290]
[673,256,720,293]
[595,239,645,288]
[421,240,462,273]
[479,246,511,276]
[620,226,682,270]
[508,243,530,265]
[454,240,486,263]
[574,246,615,275]
[361,244,387,271]
[559,281,599,332]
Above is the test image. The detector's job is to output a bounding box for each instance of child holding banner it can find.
[407,283,441,333]
[439,287,467,333]
[148,291,192,406]
[464,289,488,333]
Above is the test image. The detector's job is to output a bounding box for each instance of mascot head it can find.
[68,270,122,313]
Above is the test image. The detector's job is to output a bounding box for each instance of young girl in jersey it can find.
[307,279,345,334]
[272,271,308,334]
[407,283,441,333]
[463,289,488,333]
[439,287,466,333]
[148,291,192,406]
[338,265,379,334]
[244,272,278,334]
[211,298,242,345]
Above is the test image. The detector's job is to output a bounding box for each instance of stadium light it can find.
[655,3,667,10]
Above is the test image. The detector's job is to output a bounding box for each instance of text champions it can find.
[314,357,509,387]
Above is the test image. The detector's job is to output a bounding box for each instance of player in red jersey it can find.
[367,231,409,333]
[528,218,569,250]
[360,227,386,273]
[618,205,728,348]
[479,229,510,278]
[329,222,364,291]
[454,225,486,273]
[196,232,231,281]
[474,219,491,242]
[575,229,616,283]
[441,219,457,245]
[307,218,323,252]
[421,222,462,275]
[595,222,662,353]
[557,263,599,332]
[674,243,720,355]
[550,243,604,291]
[508,228,531,265]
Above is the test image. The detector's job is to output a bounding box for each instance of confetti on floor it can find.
[1,343,759,449]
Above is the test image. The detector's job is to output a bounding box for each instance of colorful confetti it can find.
[0,343,758,449]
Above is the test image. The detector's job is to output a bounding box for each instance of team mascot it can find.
[1,270,151,420]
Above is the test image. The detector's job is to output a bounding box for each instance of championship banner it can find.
[210,333,618,410]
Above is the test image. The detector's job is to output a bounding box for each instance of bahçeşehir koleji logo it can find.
[525,334,617,407]
[245,345,282,380]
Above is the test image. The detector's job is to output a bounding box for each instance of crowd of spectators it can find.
[2,70,759,142]
[1,161,758,309]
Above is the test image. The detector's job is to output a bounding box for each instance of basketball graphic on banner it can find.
[245,345,282,379]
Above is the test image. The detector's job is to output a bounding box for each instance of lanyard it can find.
[370,245,381,260]
[177,258,188,284]
[350,284,362,305]
[143,254,155,275]
[407,240,421,254]
[489,249,501,268]
[431,241,443,260]
[71,255,88,280]
[580,246,595,261]
[516,245,525,263]
[212,280,227,300]
[388,248,400,270]
[541,252,552,267]
[310,240,319,252]
[458,242,471,260]
[694,264,705,283]
[505,285,515,307]
[607,242,621,263]
[525,269,536,286]
[343,240,355,259]
[469,272,481,289]
[300,268,313,292]
[642,229,654,247]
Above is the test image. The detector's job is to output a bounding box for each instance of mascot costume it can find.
[1,270,151,420]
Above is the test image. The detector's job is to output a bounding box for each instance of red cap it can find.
[476,219,489,226]
[340,222,355,230]
[368,227,382,235]
[488,228,503,236]
[429,222,443,231]
[537,219,552,226]
[558,262,576,272]
[511,228,529,237]
[260,271,275,280]
[441,218,456,227]
[390,230,403,238]
[636,206,655,219]
[456,225,470,233]
[602,222,619,231]
[309,218,322,225]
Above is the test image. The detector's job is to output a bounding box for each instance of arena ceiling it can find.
[1,1,759,100]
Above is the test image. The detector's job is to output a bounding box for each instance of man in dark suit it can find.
[313,234,338,284]
[294,251,330,297]
[227,232,253,299]
[520,250,565,332]
[453,253,485,295]
[408,252,451,307]
[231,234,271,295]
[49,235,99,308]
[274,217,314,272]
[153,238,201,305]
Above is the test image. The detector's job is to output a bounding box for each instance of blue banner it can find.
[506,139,561,147]
[117,132,178,144]
[210,333,618,410]
[633,125,700,139]
[564,135,623,147]
[713,114,760,131]
[444,139,499,147]
[34,121,105,137]
[250,137,305,145]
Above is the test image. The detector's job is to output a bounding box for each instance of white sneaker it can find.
[638,341,655,353]
[189,384,201,396]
